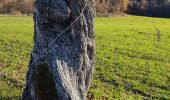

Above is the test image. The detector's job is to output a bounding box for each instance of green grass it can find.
[0,16,170,99]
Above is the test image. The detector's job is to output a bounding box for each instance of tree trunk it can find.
[22,0,95,100]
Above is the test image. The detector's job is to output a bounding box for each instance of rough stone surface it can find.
[22,0,95,100]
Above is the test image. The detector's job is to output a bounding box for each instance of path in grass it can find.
[0,16,170,99]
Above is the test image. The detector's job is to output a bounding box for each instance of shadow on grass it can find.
[126,13,170,18]
[0,96,21,100]
[126,6,170,18]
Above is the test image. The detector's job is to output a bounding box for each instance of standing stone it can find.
[22,0,95,100]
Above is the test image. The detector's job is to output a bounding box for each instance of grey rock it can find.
[22,0,95,100]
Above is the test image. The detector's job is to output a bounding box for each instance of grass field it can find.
[0,16,170,99]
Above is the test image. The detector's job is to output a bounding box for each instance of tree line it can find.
[0,0,170,17]
[0,0,129,15]
[127,0,170,17]
[0,0,34,15]
[96,0,129,14]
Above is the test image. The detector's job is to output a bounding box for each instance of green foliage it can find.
[0,16,170,99]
